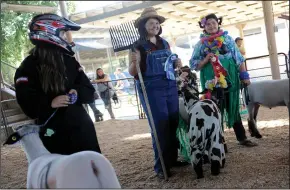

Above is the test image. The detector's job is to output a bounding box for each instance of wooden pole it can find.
[169,33,177,53]
[59,1,73,43]
[262,1,280,80]
[188,35,193,50]
[106,47,113,73]
[59,1,81,62]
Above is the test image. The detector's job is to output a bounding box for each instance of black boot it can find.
[233,120,258,147]
[222,136,228,153]
[94,111,103,122]
[239,139,258,147]
[203,155,210,164]
[194,160,204,179]
[224,143,228,153]
[156,170,172,179]
[248,119,262,139]
[221,158,226,168]
[172,161,190,167]
[211,160,220,176]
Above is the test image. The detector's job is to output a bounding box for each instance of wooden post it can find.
[59,1,73,43]
[169,33,177,53]
[188,35,193,50]
[262,1,280,80]
[59,1,81,62]
[236,24,246,39]
[106,47,113,73]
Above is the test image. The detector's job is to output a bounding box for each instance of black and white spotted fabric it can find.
[187,99,225,166]
[176,67,225,171]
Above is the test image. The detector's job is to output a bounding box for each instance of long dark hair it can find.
[96,68,105,79]
[198,13,223,34]
[29,45,66,94]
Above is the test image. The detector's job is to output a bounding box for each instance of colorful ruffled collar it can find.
[200,30,228,55]
[200,30,228,43]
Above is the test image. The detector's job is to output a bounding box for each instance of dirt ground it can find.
[1,107,289,189]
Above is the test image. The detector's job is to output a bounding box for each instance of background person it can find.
[93,68,115,119]
[235,37,246,58]
[114,68,131,94]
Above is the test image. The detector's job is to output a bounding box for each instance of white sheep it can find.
[3,124,121,189]
[243,78,289,138]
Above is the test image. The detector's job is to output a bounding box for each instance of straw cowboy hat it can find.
[134,7,165,28]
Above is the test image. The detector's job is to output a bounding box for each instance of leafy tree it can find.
[67,1,76,14]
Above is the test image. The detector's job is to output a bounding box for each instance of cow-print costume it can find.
[177,66,226,178]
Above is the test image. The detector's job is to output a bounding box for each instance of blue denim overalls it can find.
[136,38,179,174]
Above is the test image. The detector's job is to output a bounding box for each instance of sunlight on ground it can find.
[88,99,139,121]
[124,119,289,140]
[223,118,289,131]
[242,119,289,129]
[123,133,151,141]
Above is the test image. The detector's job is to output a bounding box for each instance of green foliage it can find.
[67,1,76,14]
[1,1,75,84]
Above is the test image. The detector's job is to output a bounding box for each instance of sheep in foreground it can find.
[243,78,289,138]
[3,124,121,189]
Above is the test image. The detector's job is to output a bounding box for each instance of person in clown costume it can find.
[190,13,262,147]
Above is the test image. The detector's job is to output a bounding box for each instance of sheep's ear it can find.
[3,132,21,145]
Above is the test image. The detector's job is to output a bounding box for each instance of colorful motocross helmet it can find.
[28,13,81,55]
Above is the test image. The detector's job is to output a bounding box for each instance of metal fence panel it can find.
[91,53,288,120]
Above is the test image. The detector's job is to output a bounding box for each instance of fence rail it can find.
[91,77,146,119]
[244,52,289,80]
[91,52,289,120]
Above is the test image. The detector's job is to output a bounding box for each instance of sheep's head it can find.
[3,124,40,145]
[177,66,199,102]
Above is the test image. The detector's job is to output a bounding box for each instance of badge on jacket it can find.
[44,128,55,137]
[16,77,28,84]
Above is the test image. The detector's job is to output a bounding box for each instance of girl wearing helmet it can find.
[14,13,102,154]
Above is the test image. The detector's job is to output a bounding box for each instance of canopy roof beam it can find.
[72,1,167,24]
[1,3,57,13]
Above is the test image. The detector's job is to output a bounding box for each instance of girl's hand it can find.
[205,53,215,62]
[175,58,182,69]
[51,95,70,108]
[241,79,251,86]
[131,49,141,63]
[68,89,78,96]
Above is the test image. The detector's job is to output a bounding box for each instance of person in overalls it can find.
[129,7,188,179]
[14,13,102,155]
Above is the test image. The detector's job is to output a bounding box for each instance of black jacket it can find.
[14,51,101,154]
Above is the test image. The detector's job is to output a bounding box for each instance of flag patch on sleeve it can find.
[16,77,28,84]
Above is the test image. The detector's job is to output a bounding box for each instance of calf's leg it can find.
[193,160,204,179]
